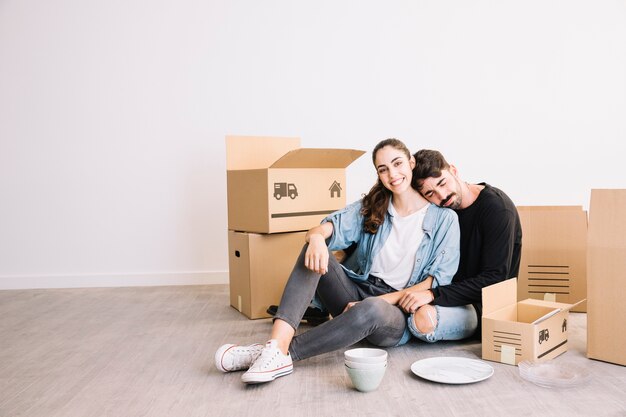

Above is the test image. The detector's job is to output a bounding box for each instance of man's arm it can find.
[432,205,520,306]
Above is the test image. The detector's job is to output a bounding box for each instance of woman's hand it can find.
[343,301,360,312]
[304,223,334,275]
[304,233,330,274]
[398,289,434,314]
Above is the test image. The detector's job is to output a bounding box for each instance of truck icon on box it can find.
[274,182,298,200]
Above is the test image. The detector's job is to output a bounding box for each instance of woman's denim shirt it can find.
[322,200,460,345]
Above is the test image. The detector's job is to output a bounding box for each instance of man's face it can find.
[417,168,463,209]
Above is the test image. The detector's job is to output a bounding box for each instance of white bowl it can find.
[345,359,387,370]
[344,348,388,364]
[345,364,387,392]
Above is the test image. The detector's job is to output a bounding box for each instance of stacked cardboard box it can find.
[516,206,587,312]
[225,135,364,318]
[587,189,626,366]
[227,230,307,319]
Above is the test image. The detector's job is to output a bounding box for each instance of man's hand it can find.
[398,289,434,314]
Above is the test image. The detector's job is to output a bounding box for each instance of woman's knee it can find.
[360,298,405,346]
[358,297,390,316]
[347,297,390,326]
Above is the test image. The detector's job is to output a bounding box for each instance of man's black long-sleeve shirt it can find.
[430,183,522,317]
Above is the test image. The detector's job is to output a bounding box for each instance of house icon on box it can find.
[329,181,342,198]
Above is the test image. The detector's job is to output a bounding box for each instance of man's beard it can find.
[440,178,464,209]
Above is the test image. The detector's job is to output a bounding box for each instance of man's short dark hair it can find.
[412,149,451,189]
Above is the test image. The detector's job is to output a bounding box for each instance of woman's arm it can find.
[304,222,334,275]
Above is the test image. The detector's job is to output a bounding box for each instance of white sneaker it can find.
[214,343,263,373]
[241,339,293,384]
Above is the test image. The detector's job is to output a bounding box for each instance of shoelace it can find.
[251,347,279,370]
[231,346,261,367]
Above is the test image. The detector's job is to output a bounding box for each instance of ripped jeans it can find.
[408,304,478,343]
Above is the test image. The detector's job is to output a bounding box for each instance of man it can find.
[404,149,522,339]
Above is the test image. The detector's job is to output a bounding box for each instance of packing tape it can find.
[544,293,556,302]
[500,345,516,365]
[238,295,242,312]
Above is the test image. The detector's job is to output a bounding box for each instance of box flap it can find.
[521,297,586,312]
[270,148,365,168]
[516,206,587,251]
[482,278,517,316]
[226,135,300,170]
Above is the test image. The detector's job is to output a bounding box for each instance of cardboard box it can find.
[482,278,583,365]
[587,189,626,366]
[228,230,307,319]
[516,206,587,312]
[226,135,365,234]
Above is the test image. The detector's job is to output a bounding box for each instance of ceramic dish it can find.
[344,348,388,363]
[411,357,494,384]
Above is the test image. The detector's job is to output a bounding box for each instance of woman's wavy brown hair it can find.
[360,138,411,234]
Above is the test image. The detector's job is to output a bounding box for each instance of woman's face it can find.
[374,145,415,195]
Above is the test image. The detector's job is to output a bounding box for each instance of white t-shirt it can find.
[370,202,428,290]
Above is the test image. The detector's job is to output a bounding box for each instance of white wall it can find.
[1,1,625,289]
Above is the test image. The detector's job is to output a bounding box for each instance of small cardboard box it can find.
[587,189,626,366]
[226,135,365,234]
[516,206,588,312]
[482,278,583,365]
[228,230,306,319]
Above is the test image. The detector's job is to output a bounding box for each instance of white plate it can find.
[411,357,494,384]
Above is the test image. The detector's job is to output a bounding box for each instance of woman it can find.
[215,138,469,384]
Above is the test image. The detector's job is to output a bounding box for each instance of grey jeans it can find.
[274,244,407,361]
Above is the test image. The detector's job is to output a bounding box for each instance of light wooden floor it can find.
[0,285,624,417]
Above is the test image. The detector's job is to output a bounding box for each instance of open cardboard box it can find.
[226,136,365,234]
[587,189,626,366]
[516,206,587,312]
[482,278,584,366]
